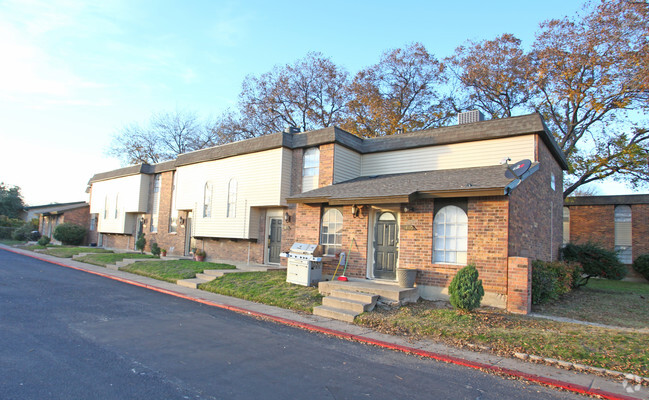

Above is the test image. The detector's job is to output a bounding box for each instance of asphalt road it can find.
[0,249,584,400]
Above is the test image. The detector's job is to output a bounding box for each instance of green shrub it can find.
[561,242,627,283]
[532,260,582,305]
[0,226,15,239]
[633,254,649,281]
[135,233,146,254]
[37,236,51,246]
[12,223,40,241]
[53,223,86,245]
[448,264,484,312]
[150,242,161,257]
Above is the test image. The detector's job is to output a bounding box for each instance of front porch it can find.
[314,278,419,322]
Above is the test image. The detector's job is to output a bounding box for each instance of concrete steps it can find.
[176,265,280,288]
[312,305,358,323]
[313,279,419,323]
[313,289,379,322]
[177,278,210,289]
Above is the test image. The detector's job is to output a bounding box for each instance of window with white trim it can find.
[302,147,320,192]
[433,205,468,264]
[150,174,161,232]
[614,205,632,264]
[562,207,570,245]
[320,208,343,256]
[203,182,212,218]
[227,178,237,218]
[103,195,108,219]
[114,194,119,219]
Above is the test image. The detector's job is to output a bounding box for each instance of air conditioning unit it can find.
[458,110,485,125]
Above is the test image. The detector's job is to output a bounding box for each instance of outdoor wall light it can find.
[179,216,185,225]
[402,206,415,213]
[351,205,360,218]
[284,212,291,223]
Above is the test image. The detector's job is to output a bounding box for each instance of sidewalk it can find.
[2,244,647,400]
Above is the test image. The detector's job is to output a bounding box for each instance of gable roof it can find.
[24,201,89,214]
[89,113,567,183]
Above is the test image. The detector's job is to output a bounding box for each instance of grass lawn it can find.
[120,259,235,283]
[199,270,323,313]
[41,247,113,258]
[0,239,24,246]
[75,252,157,267]
[356,300,649,376]
[535,279,649,330]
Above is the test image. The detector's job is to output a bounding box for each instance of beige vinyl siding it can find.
[360,135,535,176]
[175,148,290,239]
[90,174,151,234]
[280,148,293,204]
[333,144,361,183]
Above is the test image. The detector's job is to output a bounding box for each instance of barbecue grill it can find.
[281,243,323,286]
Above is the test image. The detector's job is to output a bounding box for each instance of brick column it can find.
[507,257,531,314]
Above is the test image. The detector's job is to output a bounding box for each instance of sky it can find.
[0,0,638,206]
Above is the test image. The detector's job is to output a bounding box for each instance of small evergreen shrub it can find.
[561,242,627,282]
[150,242,161,257]
[53,223,86,245]
[633,254,649,281]
[37,236,51,246]
[135,233,146,254]
[448,264,484,312]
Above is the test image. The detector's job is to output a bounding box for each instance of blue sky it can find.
[1,0,632,206]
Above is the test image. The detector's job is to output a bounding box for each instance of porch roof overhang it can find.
[287,164,539,205]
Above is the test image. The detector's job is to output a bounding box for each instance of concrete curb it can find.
[1,245,646,400]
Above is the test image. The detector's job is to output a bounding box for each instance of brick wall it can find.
[141,171,186,256]
[632,204,649,260]
[508,137,564,261]
[507,257,532,314]
[318,143,335,188]
[102,233,132,250]
[568,205,615,250]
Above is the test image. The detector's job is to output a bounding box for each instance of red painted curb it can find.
[2,247,642,400]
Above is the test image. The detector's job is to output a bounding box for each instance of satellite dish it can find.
[504,159,531,179]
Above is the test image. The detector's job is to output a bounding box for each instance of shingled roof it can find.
[565,194,649,206]
[288,164,537,205]
[89,112,567,183]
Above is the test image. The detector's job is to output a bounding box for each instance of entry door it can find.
[134,217,144,251]
[374,212,398,280]
[184,213,193,256]
[268,218,282,264]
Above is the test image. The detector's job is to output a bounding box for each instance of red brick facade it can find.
[632,204,649,259]
[568,205,615,249]
[508,139,564,261]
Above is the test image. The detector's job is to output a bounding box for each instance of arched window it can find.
[615,205,632,264]
[433,205,468,264]
[320,208,343,256]
[302,147,320,192]
[227,178,237,218]
[203,182,213,218]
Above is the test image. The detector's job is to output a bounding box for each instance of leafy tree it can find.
[108,110,215,165]
[0,183,25,219]
[53,223,86,245]
[530,0,649,197]
[344,43,453,137]
[447,34,532,119]
[236,52,350,135]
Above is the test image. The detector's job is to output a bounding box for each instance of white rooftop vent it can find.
[458,110,485,125]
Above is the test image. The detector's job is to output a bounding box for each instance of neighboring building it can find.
[564,194,649,280]
[87,112,568,314]
[26,201,96,245]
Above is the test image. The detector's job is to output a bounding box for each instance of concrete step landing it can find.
[312,305,358,323]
